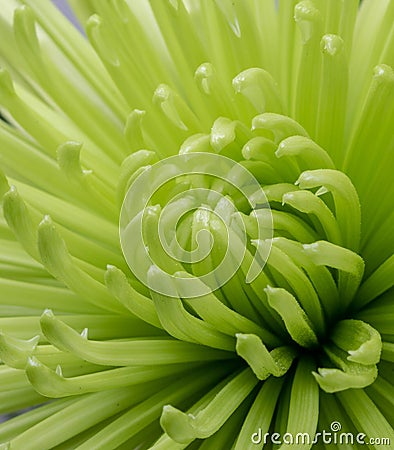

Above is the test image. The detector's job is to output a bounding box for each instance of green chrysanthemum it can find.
[0,0,393,449]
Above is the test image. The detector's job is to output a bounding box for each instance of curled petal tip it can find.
[27,356,40,368]
[373,64,394,83]
[40,215,53,227]
[55,364,63,376]
[320,34,344,56]
[80,328,89,339]
[42,308,54,318]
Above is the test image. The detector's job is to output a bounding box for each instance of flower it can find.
[0,0,393,448]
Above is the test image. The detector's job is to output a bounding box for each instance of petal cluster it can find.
[0,1,393,449]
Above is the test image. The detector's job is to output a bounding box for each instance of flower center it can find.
[119,74,382,395]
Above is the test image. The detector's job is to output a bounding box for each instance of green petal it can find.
[3,384,163,450]
[265,286,319,348]
[40,310,233,366]
[236,333,296,380]
[282,357,320,450]
[234,377,284,450]
[337,388,394,447]
[79,364,236,450]
[25,356,202,398]
[160,368,258,443]
[330,320,382,365]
